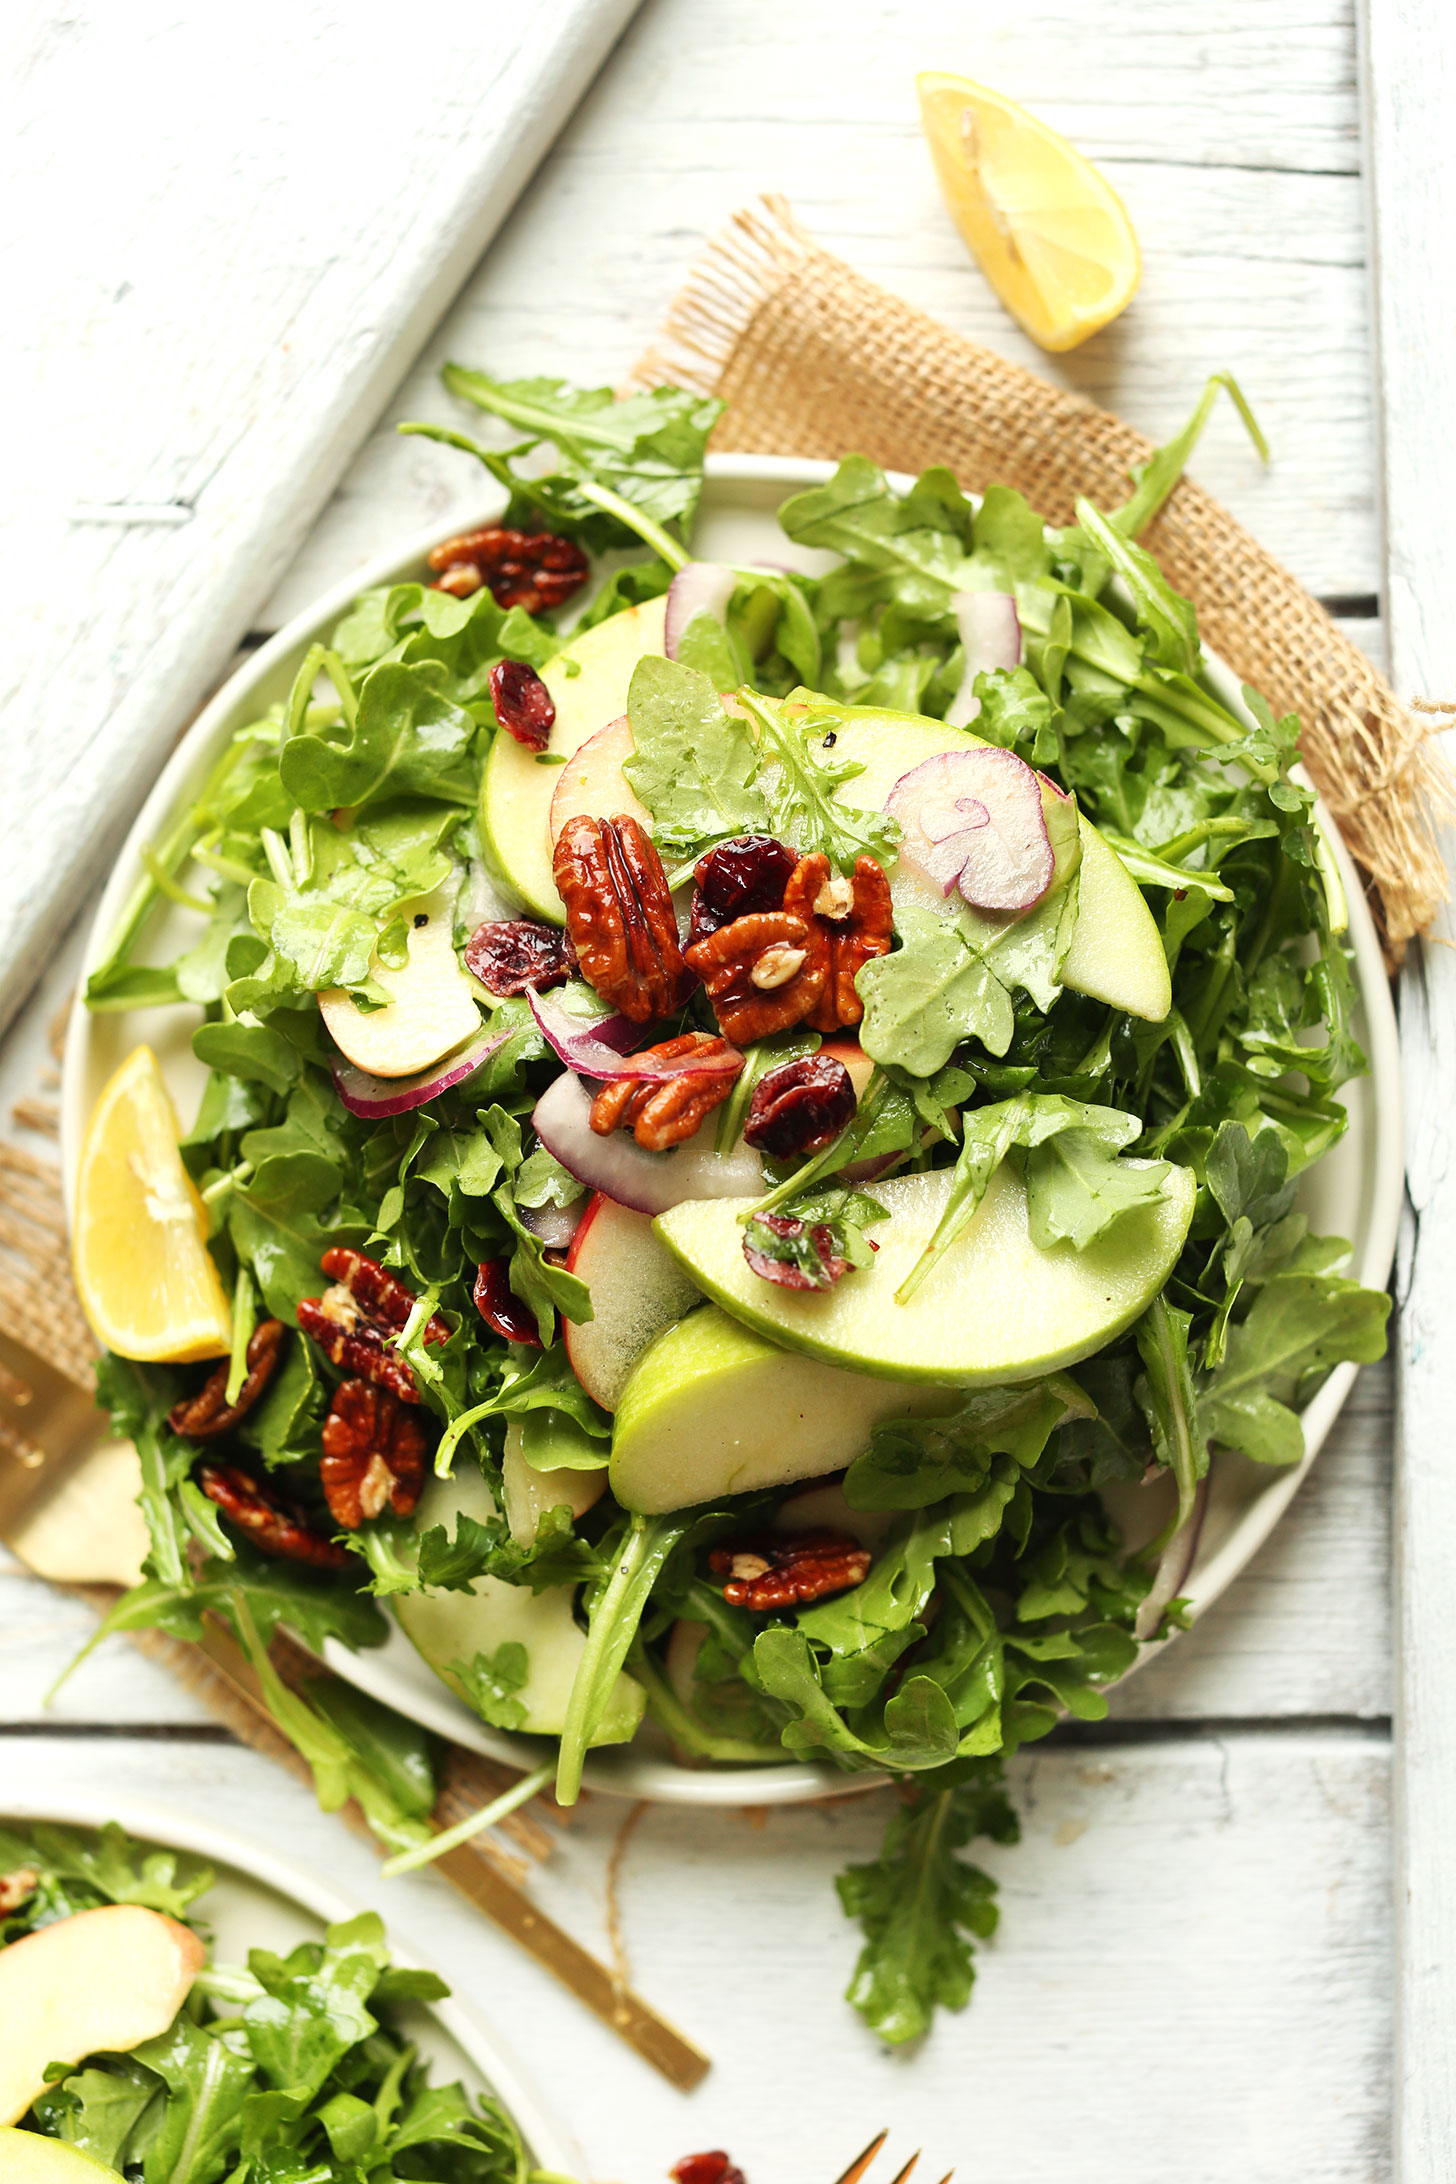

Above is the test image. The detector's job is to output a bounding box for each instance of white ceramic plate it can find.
[0,1791,576,2174]
[62,455,1403,1805]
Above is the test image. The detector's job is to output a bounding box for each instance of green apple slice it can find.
[822,705,1171,1022]
[0,2134,125,2182]
[392,1464,643,1743]
[610,1304,961,1514]
[479,595,668,919]
[654,1158,1195,1386]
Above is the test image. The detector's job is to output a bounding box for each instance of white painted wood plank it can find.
[265,0,1377,632]
[0,0,642,1038]
[1359,2,1456,2172]
[0,1728,1390,2182]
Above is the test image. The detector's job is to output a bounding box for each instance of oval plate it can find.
[0,1791,576,2173]
[61,455,1403,1804]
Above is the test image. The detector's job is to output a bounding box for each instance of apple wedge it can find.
[393,1464,643,1743]
[501,1413,607,1544]
[610,1305,961,1513]
[563,1193,705,1411]
[654,1158,1195,1387]
[320,886,480,1078]
[479,595,668,919]
[0,2134,124,2182]
[0,1904,204,2126]
[548,715,651,841]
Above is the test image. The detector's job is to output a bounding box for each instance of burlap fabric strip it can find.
[638,195,1455,962]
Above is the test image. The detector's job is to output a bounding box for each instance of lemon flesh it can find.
[918,71,1140,352]
[73,1045,231,1361]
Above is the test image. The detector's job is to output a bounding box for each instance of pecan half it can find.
[670,2157,746,2184]
[589,1032,742,1150]
[168,1319,286,1441]
[474,1257,543,1347]
[427,525,590,614]
[780,853,893,1032]
[465,916,577,996]
[320,1249,450,1340]
[0,1866,39,1915]
[197,1462,352,1569]
[683,910,825,1042]
[489,659,555,749]
[743,1053,855,1160]
[298,1253,448,1403]
[320,1379,428,1529]
[708,1529,871,1610]
[553,815,694,1024]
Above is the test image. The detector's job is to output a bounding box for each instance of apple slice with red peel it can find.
[532,1072,764,1216]
[320,888,480,1079]
[0,1904,204,2126]
[501,1413,607,1542]
[548,715,651,843]
[563,1192,705,1411]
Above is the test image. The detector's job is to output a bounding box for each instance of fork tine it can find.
[885,2157,920,2184]
[832,2129,889,2184]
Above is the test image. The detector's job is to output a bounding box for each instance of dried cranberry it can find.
[473,1257,542,1346]
[670,2157,745,2184]
[742,1213,849,1291]
[465,917,577,996]
[743,1053,855,1160]
[688,835,799,947]
[489,659,556,750]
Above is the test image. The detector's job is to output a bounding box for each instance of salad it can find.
[0,1818,552,2180]
[76,366,1390,2044]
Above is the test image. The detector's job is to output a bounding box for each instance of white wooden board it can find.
[1359,0,1456,2173]
[0,1730,1391,2184]
[0,0,642,1038]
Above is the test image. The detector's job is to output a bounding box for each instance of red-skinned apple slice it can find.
[548,715,649,844]
[563,1191,705,1412]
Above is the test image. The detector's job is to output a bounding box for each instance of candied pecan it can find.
[320,1379,428,1529]
[474,1257,543,1347]
[780,853,893,1033]
[684,910,824,1043]
[743,1053,855,1161]
[708,1529,871,1610]
[466,916,577,996]
[0,1866,39,1915]
[489,658,555,749]
[320,1249,450,1342]
[197,1462,352,1569]
[297,1302,420,1403]
[742,1212,851,1291]
[589,1033,742,1150]
[670,2157,746,2184]
[427,525,590,615]
[168,1318,286,1441]
[553,814,694,1023]
[687,834,798,947]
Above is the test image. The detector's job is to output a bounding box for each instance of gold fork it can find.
[0,1323,710,2088]
[833,2128,953,2184]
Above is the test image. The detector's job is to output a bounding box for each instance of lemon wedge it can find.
[918,72,1140,352]
[73,1045,231,1361]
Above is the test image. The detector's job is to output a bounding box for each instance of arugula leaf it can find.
[1023,1126,1170,1250]
[31,2059,161,2163]
[131,2014,256,2181]
[445,1641,530,1731]
[737,689,901,870]
[845,1376,1094,1510]
[1074,497,1200,675]
[280,661,477,814]
[1134,1296,1208,1548]
[857,907,1015,1075]
[837,1763,1018,2045]
[624,655,768,851]
[778,455,973,610]
[1110,371,1268,538]
[1200,1273,1390,1464]
[752,1626,960,1771]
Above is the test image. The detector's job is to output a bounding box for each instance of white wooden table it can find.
[1,4,1422,2177]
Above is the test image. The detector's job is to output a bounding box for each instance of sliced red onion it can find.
[332,1025,511,1119]
[945,591,1022,728]
[525,987,741,1082]
[518,1198,585,1250]
[888,747,1054,913]
[1134,1476,1210,1641]
[532,1071,764,1216]
[664,562,738,659]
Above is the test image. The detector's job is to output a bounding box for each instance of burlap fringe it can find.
[639,195,1455,963]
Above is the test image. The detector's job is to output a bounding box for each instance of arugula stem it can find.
[741,1073,887,1220]
[555,1514,688,1805]
[379,1762,553,1876]
[139,843,212,913]
[259,826,296,895]
[225,1267,256,1406]
[1111,372,1268,539]
[573,478,688,571]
